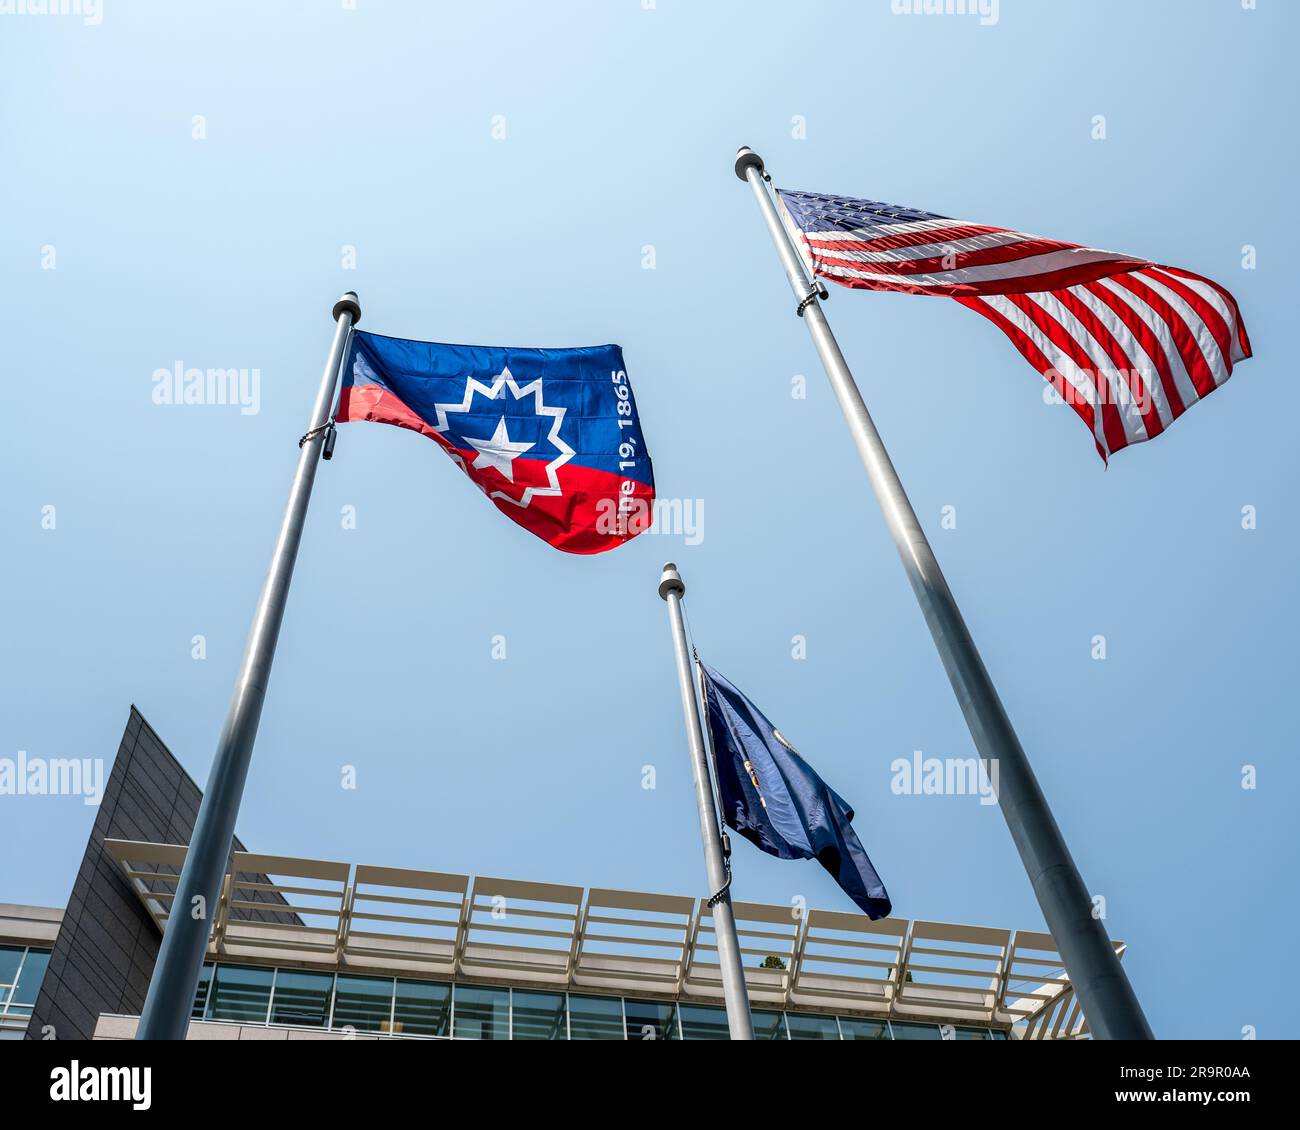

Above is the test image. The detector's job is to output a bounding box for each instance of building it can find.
[2,708,1118,1041]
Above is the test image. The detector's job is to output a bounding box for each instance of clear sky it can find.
[2,0,1295,1039]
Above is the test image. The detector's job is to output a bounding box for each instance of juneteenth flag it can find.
[336,331,655,554]
[777,188,1252,462]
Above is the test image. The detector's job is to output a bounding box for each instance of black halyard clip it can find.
[299,419,338,460]
[707,832,734,908]
[796,281,829,318]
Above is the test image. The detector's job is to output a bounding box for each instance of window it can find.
[624,999,677,1041]
[0,946,22,1008]
[391,979,451,1037]
[332,975,394,1034]
[269,969,333,1028]
[891,1021,943,1040]
[192,964,213,1019]
[751,1010,788,1040]
[173,958,1024,1043]
[511,990,566,1040]
[452,985,509,1040]
[677,1003,729,1040]
[0,944,51,1023]
[9,948,48,1011]
[568,994,624,1040]
[207,965,274,1024]
[786,1012,840,1040]
[839,1017,890,1040]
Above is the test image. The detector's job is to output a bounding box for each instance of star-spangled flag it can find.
[336,331,655,554]
[699,663,892,920]
[777,188,1252,463]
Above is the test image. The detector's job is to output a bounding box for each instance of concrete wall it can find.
[25,707,294,1041]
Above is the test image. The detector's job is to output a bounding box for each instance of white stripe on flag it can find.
[977,293,1110,455]
[816,247,1137,291]
[804,229,1032,265]
[1065,283,1175,429]
[1025,290,1149,444]
[797,216,980,242]
[1132,269,1231,388]
[1092,275,1202,412]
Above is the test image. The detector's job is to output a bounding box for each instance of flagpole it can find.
[136,292,360,1041]
[735,148,1153,1041]
[658,562,754,1040]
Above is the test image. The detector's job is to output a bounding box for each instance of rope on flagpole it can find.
[299,418,338,460]
[706,852,733,908]
[298,419,334,448]
[764,173,826,316]
[692,639,735,910]
[796,282,828,318]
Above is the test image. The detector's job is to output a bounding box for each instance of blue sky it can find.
[2,0,1295,1039]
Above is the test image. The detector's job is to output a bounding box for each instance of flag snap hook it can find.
[297,418,332,449]
[796,283,828,317]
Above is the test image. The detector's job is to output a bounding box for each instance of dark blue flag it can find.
[699,663,891,920]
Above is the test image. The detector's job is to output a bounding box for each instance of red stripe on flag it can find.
[1081,279,1187,420]
[955,296,1107,463]
[814,259,1150,298]
[1142,268,1235,383]
[803,223,1011,253]
[1106,273,1218,400]
[811,237,1106,279]
[1053,287,1161,440]
[1155,265,1253,363]
[1004,293,1130,455]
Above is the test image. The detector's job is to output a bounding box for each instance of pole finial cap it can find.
[734,146,764,182]
[658,561,685,600]
[332,292,361,325]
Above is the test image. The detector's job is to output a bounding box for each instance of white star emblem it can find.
[462,416,535,483]
[431,366,574,510]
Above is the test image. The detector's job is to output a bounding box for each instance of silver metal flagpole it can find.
[136,291,361,1040]
[658,562,754,1040]
[735,148,1153,1041]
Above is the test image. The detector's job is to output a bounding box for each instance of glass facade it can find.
[268,969,333,1028]
[568,994,624,1040]
[0,945,51,1038]
[451,985,509,1041]
[891,1020,946,1040]
[510,990,566,1041]
[840,1016,890,1040]
[331,974,393,1033]
[787,1012,841,1040]
[391,979,451,1037]
[751,1009,789,1040]
[207,964,275,1024]
[185,961,1012,1041]
[624,998,677,1041]
[677,1002,730,1040]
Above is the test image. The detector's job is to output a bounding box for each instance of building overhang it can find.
[103,838,1120,1038]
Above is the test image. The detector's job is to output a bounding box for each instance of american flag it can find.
[778,188,1252,462]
